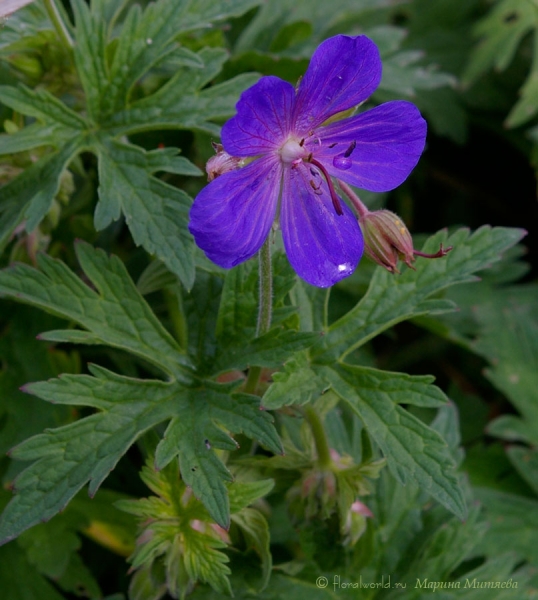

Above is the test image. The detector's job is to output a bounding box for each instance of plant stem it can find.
[338,180,369,219]
[303,404,332,469]
[163,285,188,351]
[44,0,73,49]
[244,237,273,395]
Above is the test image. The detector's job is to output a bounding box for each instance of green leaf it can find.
[474,487,538,565]
[214,329,320,374]
[0,84,87,130]
[0,241,190,381]
[70,0,108,120]
[322,364,466,519]
[0,543,65,600]
[472,297,538,444]
[463,0,537,80]
[0,369,183,544]
[312,227,526,364]
[0,136,83,249]
[404,506,487,583]
[211,250,312,373]
[182,528,232,597]
[262,352,328,409]
[0,306,73,457]
[155,388,281,528]
[86,0,262,118]
[462,0,538,127]
[105,48,259,137]
[231,508,272,591]
[17,514,101,597]
[506,446,538,496]
[368,26,456,97]
[95,139,195,289]
[0,123,68,154]
[228,479,275,513]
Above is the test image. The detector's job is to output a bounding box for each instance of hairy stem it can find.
[244,237,273,395]
[338,180,369,219]
[303,404,332,469]
[44,0,73,49]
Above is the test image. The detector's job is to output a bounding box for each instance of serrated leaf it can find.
[231,508,272,591]
[70,0,108,120]
[474,487,538,565]
[404,506,486,582]
[155,389,281,527]
[0,370,182,544]
[182,528,232,597]
[473,297,538,444]
[95,138,195,289]
[228,479,275,513]
[0,123,67,155]
[214,329,320,374]
[463,0,538,127]
[312,227,526,364]
[262,352,328,409]
[464,0,537,82]
[321,364,466,519]
[0,241,190,380]
[0,84,87,129]
[105,62,260,136]
[0,136,83,249]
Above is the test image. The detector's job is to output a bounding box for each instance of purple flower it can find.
[189,35,427,287]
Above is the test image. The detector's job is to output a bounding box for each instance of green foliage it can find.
[0,0,261,287]
[1,0,537,597]
[463,0,538,127]
[0,242,280,543]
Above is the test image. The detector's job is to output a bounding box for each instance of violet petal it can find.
[293,35,381,134]
[221,76,296,157]
[189,156,281,268]
[315,101,427,192]
[280,164,364,287]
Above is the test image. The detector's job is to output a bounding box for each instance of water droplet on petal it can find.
[337,263,352,274]
[333,154,352,170]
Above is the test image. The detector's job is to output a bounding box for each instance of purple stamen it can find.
[309,157,343,215]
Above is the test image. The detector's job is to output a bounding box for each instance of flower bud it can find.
[359,209,415,273]
[206,143,243,181]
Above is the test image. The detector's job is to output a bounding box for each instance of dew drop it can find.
[333,154,352,170]
[146,38,153,45]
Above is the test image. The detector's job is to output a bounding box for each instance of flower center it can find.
[279,138,306,164]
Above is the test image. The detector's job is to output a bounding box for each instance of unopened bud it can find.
[206,142,243,181]
[359,210,452,273]
[360,210,415,272]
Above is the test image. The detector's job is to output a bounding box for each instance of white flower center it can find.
[279,138,306,164]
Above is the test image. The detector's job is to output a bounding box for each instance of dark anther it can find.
[344,140,356,158]
[309,180,322,193]
[299,138,305,147]
[328,142,337,148]
[310,167,319,177]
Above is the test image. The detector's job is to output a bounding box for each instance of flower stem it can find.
[303,404,332,469]
[244,237,273,395]
[338,180,369,219]
[44,0,73,49]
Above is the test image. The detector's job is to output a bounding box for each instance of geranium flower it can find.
[189,35,426,287]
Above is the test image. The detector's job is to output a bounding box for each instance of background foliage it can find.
[0,0,537,598]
